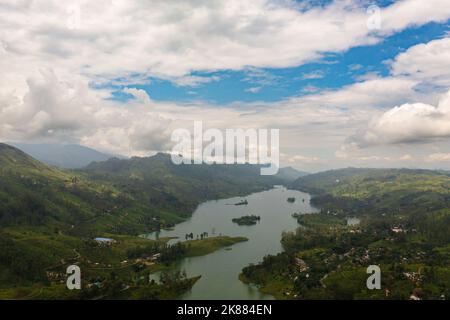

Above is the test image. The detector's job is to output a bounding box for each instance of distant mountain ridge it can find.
[276,166,308,181]
[82,152,287,217]
[290,167,449,195]
[9,143,125,169]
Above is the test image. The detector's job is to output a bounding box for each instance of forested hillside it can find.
[0,143,282,298]
[241,168,450,300]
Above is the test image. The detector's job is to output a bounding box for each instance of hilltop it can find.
[276,166,308,181]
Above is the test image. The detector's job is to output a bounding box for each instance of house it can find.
[94,237,116,245]
[403,272,421,283]
[46,271,65,282]
[294,258,309,272]
[151,253,161,261]
[391,227,405,233]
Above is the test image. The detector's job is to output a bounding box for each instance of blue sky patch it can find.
[101,20,449,105]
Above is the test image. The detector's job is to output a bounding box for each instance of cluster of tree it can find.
[159,243,187,263]
[125,241,188,263]
[126,243,164,259]
[0,233,51,283]
[232,215,261,226]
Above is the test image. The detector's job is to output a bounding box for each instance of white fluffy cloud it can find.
[391,37,450,87]
[293,76,421,109]
[380,0,450,32]
[338,36,450,160]
[0,69,96,142]
[427,153,450,162]
[122,88,152,105]
[348,88,450,147]
[0,70,174,155]
[286,154,321,164]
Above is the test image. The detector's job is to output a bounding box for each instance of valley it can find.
[0,144,449,300]
[0,143,285,299]
[241,168,450,299]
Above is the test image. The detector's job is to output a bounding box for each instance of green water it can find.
[150,186,318,300]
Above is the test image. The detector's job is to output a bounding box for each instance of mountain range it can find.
[9,143,124,169]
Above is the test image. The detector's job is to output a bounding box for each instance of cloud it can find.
[245,87,262,94]
[242,67,279,88]
[334,146,416,163]
[170,75,221,87]
[399,154,413,161]
[426,153,450,162]
[1,0,449,96]
[299,70,325,80]
[390,37,450,87]
[348,64,363,71]
[0,70,174,155]
[334,37,450,157]
[122,88,152,105]
[300,85,320,93]
[287,154,321,164]
[347,89,450,147]
[0,67,369,162]
[0,69,96,142]
[380,0,450,33]
[293,76,420,109]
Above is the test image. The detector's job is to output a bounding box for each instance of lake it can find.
[148,186,319,300]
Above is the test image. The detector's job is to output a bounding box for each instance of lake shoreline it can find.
[145,186,318,300]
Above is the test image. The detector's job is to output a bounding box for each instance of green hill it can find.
[0,143,112,230]
[290,168,450,217]
[82,153,282,220]
[275,166,308,181]
[291,168,450,196]
[0,143,285,295]
[241,168,450,300]
[0,144,283,235]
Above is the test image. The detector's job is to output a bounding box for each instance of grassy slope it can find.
[184,236,248,257]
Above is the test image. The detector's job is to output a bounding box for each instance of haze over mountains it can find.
[276,166,308,181]
[5,143,310,180]
[9,143,125,169]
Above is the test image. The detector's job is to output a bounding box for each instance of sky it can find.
[1,0,450,172]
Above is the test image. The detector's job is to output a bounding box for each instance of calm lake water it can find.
[148,186,318,300]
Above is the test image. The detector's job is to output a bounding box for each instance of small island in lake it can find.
[234,199,248,206]
[232,215,261,225]
[287,197,296,203]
